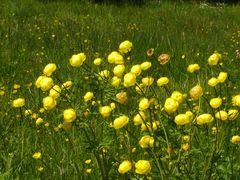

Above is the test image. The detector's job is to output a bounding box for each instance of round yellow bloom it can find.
[196,114,214,125]
[182,135,190,142]
[182,143,190,151]
[123,73,136,87]
[63,109,77,122]
[232,95,240,106]
[133,111,146,125]
[98,70,110,80]
[140,61,152,70]
[139,98,150,111]
[208,77,219,87]
[131,64,142,76]
[119,40,133,54]
[12,98,25,108]
[118,160,132,174]
[141,76,154,87]
[113,65,125,77]
[210,97,222,109]
[139,135,154,148]
[174,114,190,125]
[85,159,92,164]
[99,106,112,118]
[116,91,128,104]
[215,110,228,121]
[135,160,151,175]
[189,85,203,100]
[36,118,44,125]
[107,51,124,64]
[164,98,179,113]
[93,58,102,66]
[187,64,200,73]
[84,92,94,102]
[35,76,44,88]
[231,135,240,144]
[171,91,184,104]
[85,169,92,174]
[158,53,170,64]
[39,76,54,91]
[43,96,56,110]
[186,111,194,119]
[157,77,169,86]
[32,152,41,160]
[217,72,228,83]
[228,109,239,120]
[110,102,116,110]
[112,115,129,129]
[62,80,73,90]
[49,85,61,99]
[69,53,86,67]
[111,76,121,87]
[43,63,57,76]
[25,109,32,116]
[208,52,221,66]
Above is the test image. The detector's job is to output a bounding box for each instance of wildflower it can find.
[189,85,203,100]
[212,127,217,134]
[110,102,116,110]
[158,53,170,64]
[93,58,102,65]
[43,96,56,110]
[123,73,136,87]
[99,106,112,118]
[98,70,110,80]
[228,109,239,120]
[182,143,190,151]
[85,159,91,164]
[164,98,179,113]
[217,72,228,83]
[187,64,200,73]
[32,152,41,160]
[142,76,154,87]
[215,110,228,121]
[62,80,73,90]
[139,135,154,148]
[85,169,92,174]
[135,160,151,175]
[210,97,222,109]
[43,63,56,76]
[111,115,129,129]
[171,91,184,104]
[174,114,190,125]
[36,118,44,125]
[13,84,21,89]
[25,109,32,116]
[208,77,219,87]
[157,77,169,86]
[231,135,240,144]
[196,114,214,125]
[182,135,190,142]
[35,76,44,88]
[107,51,124,64]
[232,95,240,106]
[84,92,94,102]
[118,160,132,174]
[12,98,25,108]
[116,91,128,104]
[49,85,61,99]
[140,61,152,70]
[130,64,142,76]
[147,48,154,56]
[39,76,54,91]
[119,40,133,54]
[37,166,44,172]
[63,109,77,122]
[113,64,125,77]
[208,51,221,65]
[111,76,121,87]
[133,111,146,125]
[69,53,86,67]
[139,98,150,111]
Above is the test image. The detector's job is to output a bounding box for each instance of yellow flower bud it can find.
[107,51,124,64]
[189,85,203,100]
[123,73,136,87]
[43,96,56,110]
[113,64,125,77]
[93,58,102,65]
[69,53,86,67]
[84,92,94,102]
[231,135,240,144]
[133,111,146,125]
[232,95,240,106]
[228,109,239,120]
[139,135,154,148]
[43,63,57,76]
[215,110,228,121]
[118,160,132,174]
[208,52,221,66]
[182,135,190,142]
[217,72,227,83]
[111,76,121,87]
[36,118,44,125]
[32,152,41,160]
[182,143,190,151]
[12,98,25,108]
[39,76,54,91]
[158,53,170,64]
[25,109,32,116]
[157,77,169,86]
[141,76,154,87]
[135,160,151,175]
[164,98,179,113]
[112,115,129,129]
[85,159,92,164]
[140,61,152,70]
[99,106,112,118]
[171,91,184,104]
[196,114,214,125]
[187,64,200,73]
[119,40,132,54]
[139,98,150,111]
[210,97,222,109]
[208,77,219,87]
[49,85,61,99]
[85,169,92,174]
[131,64,142,76]
[174,114,190,125]
[63,109,77,122]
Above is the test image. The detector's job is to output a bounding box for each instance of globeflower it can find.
[116,91,128,104]
[158,53,170,64]
[39,76,54,91]
[107,51,124,64]
[99,106,112,118]
[98,70,110,80]
[12,98,25,108]
[208,51,221,66]
[196,114,214,125]
[49,85,61,99]
[111,76,121,87]
[139,135,154,148]
[135,160,151,175]
[123,73,136,87]
[43,96,56,110]
[133,111,146,125]
[131,64,142,76]
[139,98,150,111]
[189,85,203,100]
[119,40,133,54]
[210,97,222,109]
[62,80,73,90]
[32,152,41,160]
[63,108,77,123]
[157,77,169,86]
[171,91,184,104]
[113,64,125,77]
[208,77,219,87]
[174,113,191,125]
[84,92,94,102]
[231,135,240,144]
[69,53,86,67]
[215,110,228,121]
[164,98,179,113]
[228,109,239,120]
[93,58,102,66]
[111,115,129,129]
[35,76,44,88]
[140,61,152,70]
[217,72,228,83]
[118,160,132,174]
[187,64,200,73]
[43,63,57,76]
[141,76,154,87]
[232,95,240,106]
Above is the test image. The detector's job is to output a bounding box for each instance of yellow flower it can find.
[139,135,154,148]
[139,98,150,111]
[62,80,73,90]
[99,106,112,118]
[186,111,194,119]
[35,76,44,88]
[111,76,121,87]
[123,73,136,87]
[208,77,219,87]
[196,114,214,125]
[118,160,132,174]
[140,61,152,70]
[232,95,240,106]
[158,53,170,64]
[36,118,44,125]
[107,51,124,64]
[13,84,21,89]
[119,40,133,54]
[135,160,151,175]
[189,85,203,100]
[39,76,54,91]
[210,97,222,109]
[63,109,77,123]
[174,114,190,125]
[182,135,190,142]
[208,51,221,65]
[84,92,94,102]
[111,115,129,129]
[24,109,32,116]
[93,58,102,66]
[12,98,25,108]
[157,77,169,86]
[49,85,61,99]
[187,64,200,73]
[141,76,154,87]
[98,70,110,80]
[113,64,125,77]
[85,159,92,164]
[164,98,179,113]
[228,109,239,120]
[133,111,146,125]
[215,110,228,121]
[171,91,184,104]
[131,64,142,76]
[43,96,56,110]
[110,102,116,110]
[116,91,128,104]
[231,135,240,144]
[43,63,57,76]
[85,169,92,174]
[32,152,41,160]
[182,143,190,151]
[69,53,86,67]
[217,72,228,83]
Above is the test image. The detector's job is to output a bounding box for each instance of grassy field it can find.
[1,0,240,179]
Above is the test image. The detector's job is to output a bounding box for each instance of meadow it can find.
[0,0,240,179]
